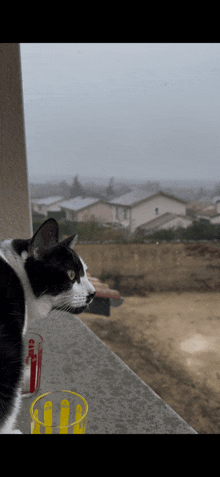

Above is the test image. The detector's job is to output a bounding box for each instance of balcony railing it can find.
[17,310,197,434]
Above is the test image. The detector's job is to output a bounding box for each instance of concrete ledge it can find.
[17,311,197,434]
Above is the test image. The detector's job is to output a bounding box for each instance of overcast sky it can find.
[20,43,220,185]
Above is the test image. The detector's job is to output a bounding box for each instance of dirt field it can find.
[75,242,220,294]
[79,292,220,434]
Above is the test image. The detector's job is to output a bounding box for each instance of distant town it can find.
[30,175,220,242]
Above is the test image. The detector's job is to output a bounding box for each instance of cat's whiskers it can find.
[39,288,50,298]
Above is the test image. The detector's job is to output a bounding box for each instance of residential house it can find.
[210,197,220,224]
[212,196,220,211]
[188,199,220,225]
[31,191,189,234]
[31,196,65,217]
[109,190,187,233]
[137,213,192,235]
[60,197,114,224]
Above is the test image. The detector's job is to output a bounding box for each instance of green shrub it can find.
[75,221,126,242]
[145,221,220,242]
[32,216,220,243]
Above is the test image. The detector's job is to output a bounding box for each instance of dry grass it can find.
[80,292,220,434]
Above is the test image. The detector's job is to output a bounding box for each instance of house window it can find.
[116,206,119,220]
[124,208,128,220]
[70,211,76,221]
[155,207,159,215]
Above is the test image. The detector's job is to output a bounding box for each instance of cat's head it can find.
[13,218,96,316]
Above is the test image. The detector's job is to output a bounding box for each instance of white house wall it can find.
[211,215,220,224]
[113,205,130,227]
[130,195,186,232]
[77,202,114,223]
[33,204,48,216]
[64,209,77,221]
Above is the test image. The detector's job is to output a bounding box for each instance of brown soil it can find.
[75,242,220,295]
[79,292,220,434]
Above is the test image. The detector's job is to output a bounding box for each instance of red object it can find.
[36,341,43,389]
[25,337,43,394]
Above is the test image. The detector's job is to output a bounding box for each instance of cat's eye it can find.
[67,269,76,280]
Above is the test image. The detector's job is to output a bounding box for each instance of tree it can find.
[69,175,84,198]
[213,182,220,197]
[144,180,160,192]
[58,180,71,198]
[106,177,115,198]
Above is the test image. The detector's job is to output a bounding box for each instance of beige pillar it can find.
[0,43,32,240]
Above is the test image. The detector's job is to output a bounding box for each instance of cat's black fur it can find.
[0,218,95,433]
[0,259,25,432]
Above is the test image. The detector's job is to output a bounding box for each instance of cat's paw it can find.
[10,429,22,434]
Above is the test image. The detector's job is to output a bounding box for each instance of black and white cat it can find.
[0,218,95,433]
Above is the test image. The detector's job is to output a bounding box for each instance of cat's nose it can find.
[86,292,96,303]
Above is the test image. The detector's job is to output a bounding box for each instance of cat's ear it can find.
[28,218,59,258]
[60,233,77,250]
